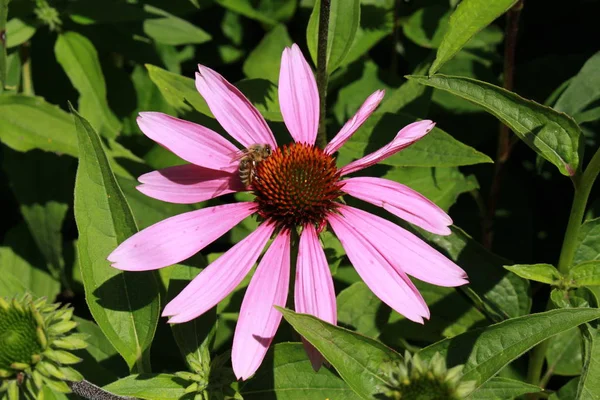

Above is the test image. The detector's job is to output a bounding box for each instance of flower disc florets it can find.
[252,142,343,229]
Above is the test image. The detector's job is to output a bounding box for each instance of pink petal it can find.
[163,223,276,322]
[137,112,239,172]
[341,177,452,235]
[340,205,468,287]
[232,230,291,380]
[279,44,319,145]
[324,90,385,155]
[108,202,256,271]
[327,212,430,323]
[137,165,245,204]
[195,66,276,149]
[295,224,336,370]
[340,120,436,176]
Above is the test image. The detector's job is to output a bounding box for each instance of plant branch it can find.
[315,0,330,149]
[482,0,524,249]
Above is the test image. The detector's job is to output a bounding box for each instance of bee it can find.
[232,144,273,187]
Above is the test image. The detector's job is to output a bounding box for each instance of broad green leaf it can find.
[0,224,60,300]
[167,264,216,373]
[504,263,562,285]
[554,52,600,120]
[3,150,73,280]
[240,343,362,400]
[73,108,160,372]
[243,24,292,83]
[278,307,402,399]
[407,74,581,176]
[214,0,278,25]
[104,374,187,400]
[418,226,531,319]
[430,0,517,74]
[419,308,600,393]
[342,1,393,66]
[236,79,283,122]
[378,62,432,116]
[307,0,361,73]
[6,18,35,48]
[569,261,600,287]
[55,32,121,138]
[337,282,384,338]
[577,324,600,400]
[143,6,211,46]
[0,95,78,157]
[468,377,542,400]
[546,328,583,376]
[574,218,600,264]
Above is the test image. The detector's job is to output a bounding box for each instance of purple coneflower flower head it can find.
[108,44,468,380]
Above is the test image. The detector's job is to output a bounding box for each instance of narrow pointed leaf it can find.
[278,307,402,399]
[418,308,600,393]
[504,264,562,284]
[469,377,543,400]
[554,52,600,119]
[104,374,187,400]
[406,74,581,176]
[73,107,160,372]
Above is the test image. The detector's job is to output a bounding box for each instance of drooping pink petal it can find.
[340,205,468,287]
[279,44,319,145]
[327,213,430,323]
[324,90,385,155]
[341,177,452,235]
[137,165,245,204]
[108,202,256,271]
[340,120,435,176]
[195,66,277,149]
[137,112,239,172]
[163,223,276,322]
[232,230,290,380]
[294,224,336,370]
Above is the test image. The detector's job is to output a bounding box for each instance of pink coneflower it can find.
[108,44,468,380]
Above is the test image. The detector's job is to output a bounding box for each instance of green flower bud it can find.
[379,352,477,400]
[0,294,88,399]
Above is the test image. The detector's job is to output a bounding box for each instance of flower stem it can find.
[0,0,9,93]
[315,0,331,150]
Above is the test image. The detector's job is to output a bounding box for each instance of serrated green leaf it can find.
[307,0,361,74]
[55,32,121,138]
[554,52,600,121]
[577,324,600,400]
[575,218,600,265]
[504,263,562,284]
[419,308,600,394]
[0,95,78,157]
[104,374,188,400]
[6,18,35,48]
[430,0,517,74]
[569,261,600,287]
[240,343,362,400]
[278,307,402,399]
[407,74,581,176]
[468,377,542,400]
[73,107,160,372]
[143,6,211,46]
[243,24,292,83]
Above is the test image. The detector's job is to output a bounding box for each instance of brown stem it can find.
[315,0,331,149]
[482,0,524,249]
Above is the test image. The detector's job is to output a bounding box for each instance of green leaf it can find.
[419,308,600,393]
[104,374,187,400]
[6,18,35,48]
[430,0,517,74]
[504,263,562,285]
[167,264,216,373]
[307,0,361,74]
[240,343,362,399]
[468,377,542,400]
[55,32,121,138]
[336,282,384,338]
[243,24,292,83]
[235,79,283,122]
[554,52,600,120]
[550,378,580,400]
[568,261,600,287]
[214,0,278,25]
[546,328,583,376]
[0,95,78,157]
[278,307,402,399]
[0,269,27,298]
[407,74,581,176]
[574,218,600,265]
[577,324,600,400]
[73,107,160,372]
[143,6,211,46]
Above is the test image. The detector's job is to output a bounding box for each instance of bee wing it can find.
[229,149,247,162]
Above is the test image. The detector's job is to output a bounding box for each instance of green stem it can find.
[0,0,9,93]
[557,146,600,274]
[526,338,549,386]
[315,0,330,149]
[20,42,33,95]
